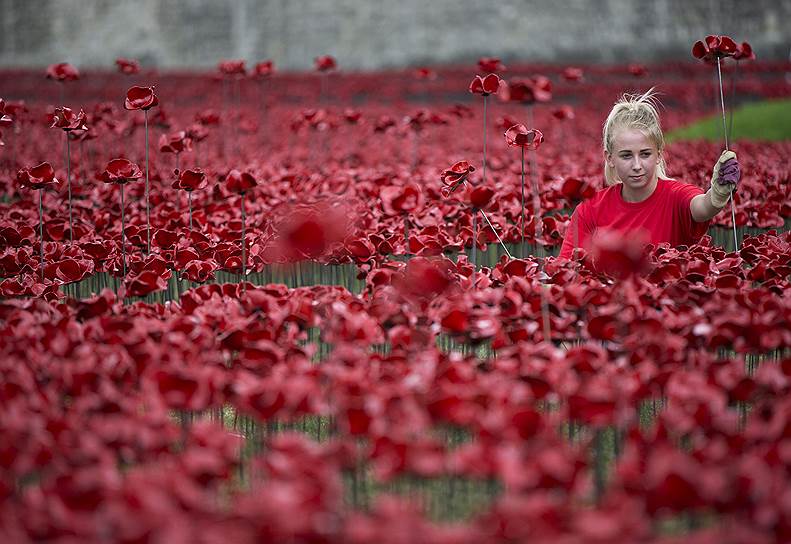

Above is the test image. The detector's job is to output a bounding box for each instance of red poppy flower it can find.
[0,99,12,128]
[100,158,143,185]
[478,57,505,73]
[125,269,167,296]
[345,236,377,262]
[278,206,348,260]
[469,74,502,96]
[186,123,209,142]
[124,86,159,111]
[153,228,179,249]
[627,63,647,77]
[45,62,79,81]
[115,58,140,75]
[381,183,424,215]
[373,115,396,132]
[733,41,755,61]
[196,110,220,125]
[464,185,495,210]
[413,67,436,80]
[440,160,475,190]
[504,124,544,150]
[561,67,584,82]
[692,35,738,61]
[181,259,217,283]
[505,76,552,104]
[159,131,192,154]
[342,108,362,124]
[225,169,257,195]
[72,289,115,320]
[590,229,650,279]
[218,59,246,76]
[448,104,474,118]
[172,169,207,192]
[394,257,455,299]
[44,257,94,284]
[561,176,595,202]
[2,99,26,120]
[50,107,88,131]
[314,55,337,72]
[551,105,575,120]
[17,162,59,190]
[254,60,275,77]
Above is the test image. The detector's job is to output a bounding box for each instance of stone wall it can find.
[0,0,788,70]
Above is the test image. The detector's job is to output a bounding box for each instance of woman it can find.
[558,89,740,262]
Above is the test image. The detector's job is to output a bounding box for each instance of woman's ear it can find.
[604,149,614,169]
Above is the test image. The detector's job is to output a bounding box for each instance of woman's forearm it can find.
[690,190,727,223]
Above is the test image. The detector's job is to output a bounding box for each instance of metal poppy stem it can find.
[480,210,512,259]
[321,73,328,106]
[240,192,246,291]
[404,216,410,256]
[716,57,739,252]
[38,189,44,281]
[471,209,477,267]
[188,191,193,231]
[461,180,512,259]
[234,78,241,158]
[728,61,739,143]
[260,79,268,146]
[66,135,73,244]
[144,109,151,255]
[716,58,730,152]
[482,95,487,185]
[530,148,543,258]
[572,206,580,261]
[520,146,526,258]
[120,183,126,279]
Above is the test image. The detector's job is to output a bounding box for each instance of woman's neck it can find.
[620,177,659,203]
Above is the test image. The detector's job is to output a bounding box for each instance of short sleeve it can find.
[674,181,709,244]
[558,201,592,260]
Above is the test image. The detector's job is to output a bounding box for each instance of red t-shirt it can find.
[558,178,709,260]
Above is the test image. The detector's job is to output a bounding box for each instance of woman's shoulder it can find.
[658,177,705,199]
[574,184,620,222]
[584,183,622,207]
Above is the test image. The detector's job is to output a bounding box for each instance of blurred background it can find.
[1,0,789,71]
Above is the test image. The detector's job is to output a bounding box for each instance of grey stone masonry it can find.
[0,0,788,70]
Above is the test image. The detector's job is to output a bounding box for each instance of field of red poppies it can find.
[1,56,791,542]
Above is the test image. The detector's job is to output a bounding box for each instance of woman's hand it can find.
[709,150,741,208]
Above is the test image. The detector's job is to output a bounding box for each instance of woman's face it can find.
[606,127,661,201]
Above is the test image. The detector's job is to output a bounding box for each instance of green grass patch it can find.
[666,99,791,142]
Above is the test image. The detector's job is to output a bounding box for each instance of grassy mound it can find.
[666,99,791,142]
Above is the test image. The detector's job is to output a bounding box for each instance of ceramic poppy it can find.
[314,55,337,72]
[124,86,159,110]
[50,107,88,131]
[504,124,544,150]
[100,158,143,185]
[172,169,207,192]
[115,58,140,75]
[17,162,59,190]
[469,74,502,96]
[225,169,257,195]
[45,62,79,81]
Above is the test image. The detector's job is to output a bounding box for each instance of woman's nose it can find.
[632,157,642,170]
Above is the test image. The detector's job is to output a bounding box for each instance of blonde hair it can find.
[602,87,667,186]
